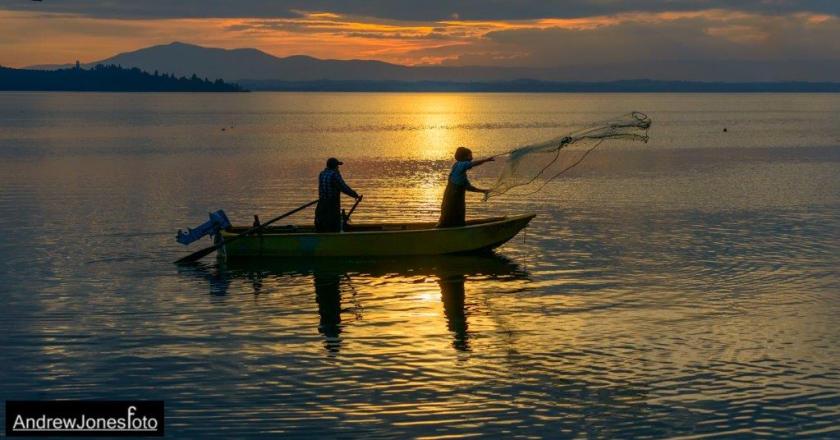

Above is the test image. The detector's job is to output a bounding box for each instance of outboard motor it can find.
[176,210,231,245]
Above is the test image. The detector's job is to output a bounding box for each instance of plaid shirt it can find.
[319,168,358,200]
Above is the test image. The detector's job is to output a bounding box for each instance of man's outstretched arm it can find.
[335,173,360,199]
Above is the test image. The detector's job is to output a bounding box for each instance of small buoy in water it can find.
[723,128,728,132]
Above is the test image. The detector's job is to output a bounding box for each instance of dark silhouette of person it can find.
[315,158,361,232]
[438,147,494,228]
[313,271,343,353]
[438,274,470,351]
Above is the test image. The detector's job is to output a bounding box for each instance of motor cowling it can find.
[176,210,231,245]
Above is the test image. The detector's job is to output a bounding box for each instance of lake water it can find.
[1,92,839,438]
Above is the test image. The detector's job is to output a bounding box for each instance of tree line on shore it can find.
[0,64,245,92]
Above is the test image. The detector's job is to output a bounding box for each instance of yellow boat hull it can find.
[218,213,535,258]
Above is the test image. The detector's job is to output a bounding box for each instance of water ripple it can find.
[2,93,840,438]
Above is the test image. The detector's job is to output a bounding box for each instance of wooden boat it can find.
[217,213,535,258]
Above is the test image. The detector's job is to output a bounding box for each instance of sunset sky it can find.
[2,0,839,78]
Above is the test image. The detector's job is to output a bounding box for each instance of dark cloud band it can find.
[3,0,839,20]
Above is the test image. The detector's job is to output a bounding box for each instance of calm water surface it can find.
[1,92,839,438]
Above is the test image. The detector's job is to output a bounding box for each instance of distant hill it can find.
[27,42,840,84]
[239,79,840,93]
[10,63,839,93]
[0,64,244,92]
[29,42,424,82]
[29,42,558,82]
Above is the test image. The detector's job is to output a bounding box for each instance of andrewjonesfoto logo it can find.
[6,401,164,437]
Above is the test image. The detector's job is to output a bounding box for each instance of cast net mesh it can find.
[484,112,652,200]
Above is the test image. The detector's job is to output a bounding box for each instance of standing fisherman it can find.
[438,147,494,228]
[315,158,361,232]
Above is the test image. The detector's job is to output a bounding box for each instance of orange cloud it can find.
[1,8,838,68]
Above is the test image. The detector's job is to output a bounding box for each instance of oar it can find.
[341,195,363,231]
[347,195,363,219]
[174,199,318,264]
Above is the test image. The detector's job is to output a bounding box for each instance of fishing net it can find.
[484,112,652,200]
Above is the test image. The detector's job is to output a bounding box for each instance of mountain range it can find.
[26,42,840,87]
[28,42,536,83]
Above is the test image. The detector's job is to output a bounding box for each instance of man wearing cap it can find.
[315,158,361,232]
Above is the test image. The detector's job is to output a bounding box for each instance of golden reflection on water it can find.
[412,94,469,160]
[5,93,840,437]
[179,254,535,357]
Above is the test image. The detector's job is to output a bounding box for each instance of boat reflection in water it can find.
[180,253,529,352]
